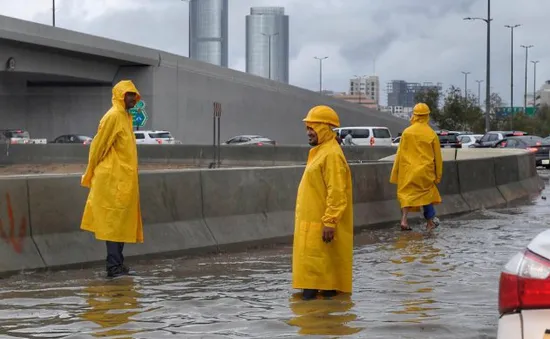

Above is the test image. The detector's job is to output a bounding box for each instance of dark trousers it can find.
[106,241,124,272]
[423,204,436,220]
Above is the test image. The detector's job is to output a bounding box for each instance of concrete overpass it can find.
[0,15,409,144]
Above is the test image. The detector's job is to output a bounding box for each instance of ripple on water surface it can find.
[0,186,548,338]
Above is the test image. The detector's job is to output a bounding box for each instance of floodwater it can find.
[0,183,548,338]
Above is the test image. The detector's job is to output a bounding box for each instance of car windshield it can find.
[438,133,458,143]
[373,128,391,138]
[148,132,172,139]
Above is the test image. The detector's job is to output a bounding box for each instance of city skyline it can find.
[2,0,550,107]
[188,0,229,67]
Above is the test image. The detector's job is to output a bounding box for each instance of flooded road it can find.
[0,183,548,338]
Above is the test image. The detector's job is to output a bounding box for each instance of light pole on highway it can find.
[261,32,279,80]
[314,56,328,93]
[504,24,521,128]
[461,71,471,98]
[531,60,540,111]
[476,80,484,107]
[52,0,56,26]
[521,44,534,113]
[464,0,492,132]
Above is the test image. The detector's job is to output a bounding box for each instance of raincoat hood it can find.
[307,122,337,145]
[112,80,141,111]
[410,113,430,125]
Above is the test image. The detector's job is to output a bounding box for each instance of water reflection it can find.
[287,293,364,336]
[80,277,142,338]
[388,232,445,323]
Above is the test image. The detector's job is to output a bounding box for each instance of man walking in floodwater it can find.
[292,105,354,300]
[80,80,144,278]
[390,102,443,231]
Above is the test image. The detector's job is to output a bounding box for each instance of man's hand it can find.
[323,226,335,243]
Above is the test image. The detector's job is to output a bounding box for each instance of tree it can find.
[436,86,483,132]
[414,87,442,123]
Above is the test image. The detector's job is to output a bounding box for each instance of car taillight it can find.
[527,147,538,153]
[256,142,264,146]
[498,250,550,316]
[156,139,163,144]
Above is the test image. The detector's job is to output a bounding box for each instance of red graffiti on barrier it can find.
[0,193,27,253]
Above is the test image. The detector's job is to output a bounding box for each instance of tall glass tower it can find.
[189,0,228,67]
[246,7,289,83]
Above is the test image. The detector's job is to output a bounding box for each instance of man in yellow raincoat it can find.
[292,105,354,300]
[80,80,144,278]
[390,102,443,231]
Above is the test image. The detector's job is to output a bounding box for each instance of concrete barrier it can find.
[0,179,45,272]
[0,144,397,168]
[0,149,542,275]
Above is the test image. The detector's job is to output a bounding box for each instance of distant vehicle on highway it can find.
[474,131,529,148]
[223,135,276,146]
[333,126,393,146]
[493,135,550,168]
[391,136,401,147]
[0,129,46,144]
[435,130,462,148]
[458,134,484,148]
[497,229,550,339]
[52,134,92,145]
[134,130,177,145]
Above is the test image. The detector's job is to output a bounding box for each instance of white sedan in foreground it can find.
[498,229,550,339]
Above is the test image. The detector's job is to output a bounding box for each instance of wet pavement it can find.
[0,181,549,338]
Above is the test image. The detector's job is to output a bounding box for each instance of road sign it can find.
[129,100,148,127]
[213,102,222,117]
[496,106,536,118]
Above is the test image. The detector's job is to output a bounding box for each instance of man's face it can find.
[307,127,318,146]
[124,92,138,110]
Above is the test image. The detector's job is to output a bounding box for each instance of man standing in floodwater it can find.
[390,102,443,231]
[292,105,354,300]
[80,80,144,278]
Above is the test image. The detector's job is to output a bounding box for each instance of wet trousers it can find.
[423,204,436,220]
[106,241,125,272]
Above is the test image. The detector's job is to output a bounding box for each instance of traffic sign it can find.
[129,100,148,127]
[496,106,536,117]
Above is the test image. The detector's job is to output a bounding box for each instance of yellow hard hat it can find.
[302,105,341,127]
[413,103,430,115]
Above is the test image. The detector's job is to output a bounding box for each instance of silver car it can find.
[223,135,276,146]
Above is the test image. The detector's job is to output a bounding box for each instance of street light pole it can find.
[531,60,540,111]
[476,80,484,107]
[314,56,328,93]
[521,44,534,113]
[505,24,521,128]
[261,32,279,80]
[462,71,471,98]
[464,0,492,132]
[52,0,56,26]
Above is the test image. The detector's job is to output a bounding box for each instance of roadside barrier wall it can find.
[0,150,543,274]
[0,144,397,167]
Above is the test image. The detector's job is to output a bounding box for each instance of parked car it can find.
[493,136,550,168]
[391,136,401,147]
[436,130,462,148]
[223,135,276,146]
[333,126,393,146]
[475,131,529,148]
[458,134,484,148]
[134,130,176,145]
[52,134,92,145]
[497,229,550,339]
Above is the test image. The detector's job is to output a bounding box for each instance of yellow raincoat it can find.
[80,80,144,244]
[292,122,353,293]
[390,114,443,211]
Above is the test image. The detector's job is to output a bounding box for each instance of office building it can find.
[386,80,443,108]
[246,7,289,83]
[189,0,229,67]
[349,75,380,106]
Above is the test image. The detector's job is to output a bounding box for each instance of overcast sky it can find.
[1,0,549,106]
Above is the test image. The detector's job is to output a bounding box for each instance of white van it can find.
[334,126,393,146]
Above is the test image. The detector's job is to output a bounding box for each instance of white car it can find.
[333,126,393,146]
[134,130,176,145]
[458,134,483,148]
[497,229,550,339]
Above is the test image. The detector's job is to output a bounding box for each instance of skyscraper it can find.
[246,7,289,83]
[189,0,228,67]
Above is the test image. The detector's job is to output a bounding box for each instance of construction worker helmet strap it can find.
[413,103,431,115]
[302,105,341,127]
